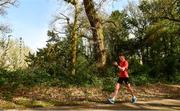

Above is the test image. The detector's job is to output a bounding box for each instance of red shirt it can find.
[119,60,129,78]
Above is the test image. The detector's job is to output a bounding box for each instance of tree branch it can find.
[159,16,180,23]
[101,20,117,27]
[0,0,16,7]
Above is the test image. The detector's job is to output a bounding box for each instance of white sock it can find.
[112,96,116,101]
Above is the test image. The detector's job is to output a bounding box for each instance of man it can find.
[108,53,137,104]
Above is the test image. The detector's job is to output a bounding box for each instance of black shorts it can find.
[117,77,129,85]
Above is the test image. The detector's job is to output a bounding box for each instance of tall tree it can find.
[67,0,81,75]
[0,36,30,69]
[139,0,180,79]
[83,0,107,69]
[139,0,180,23]
[104,10,129,62]
[53,0,81,75]
[125,2,150,64]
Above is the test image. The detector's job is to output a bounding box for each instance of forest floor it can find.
[0,83,180,110]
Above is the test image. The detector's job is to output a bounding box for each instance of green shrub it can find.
[130,75,149,85]
[102,77,117,92]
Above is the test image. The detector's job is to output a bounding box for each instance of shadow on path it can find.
[31,99,180,110]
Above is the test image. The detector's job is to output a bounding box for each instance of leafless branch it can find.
[51,12,72,30]
[0,0,16,7]
[53,28,67,35]
[0,0,17,15]
[95,0,108,11]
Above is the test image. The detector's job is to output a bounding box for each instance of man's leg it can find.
[108,83,121,103]
[126,83,134,97]
[111,83,121,100]
[126,83,137,103]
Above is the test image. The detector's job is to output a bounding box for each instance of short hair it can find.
[118,52,124,56]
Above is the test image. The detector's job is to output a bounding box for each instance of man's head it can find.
[119,52,125,61]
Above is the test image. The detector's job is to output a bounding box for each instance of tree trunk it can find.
[83,0,107,68]
[69,0,80,75]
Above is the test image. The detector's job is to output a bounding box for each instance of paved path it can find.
[15,99,178,110]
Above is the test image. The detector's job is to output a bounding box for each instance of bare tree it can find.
[0,0,17,34]
[0,0,18,68]
[0,0,17,15]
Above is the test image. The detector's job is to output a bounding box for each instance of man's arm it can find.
[113,61,126,71]
[118,66,125,71]
[123,61,128,70]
